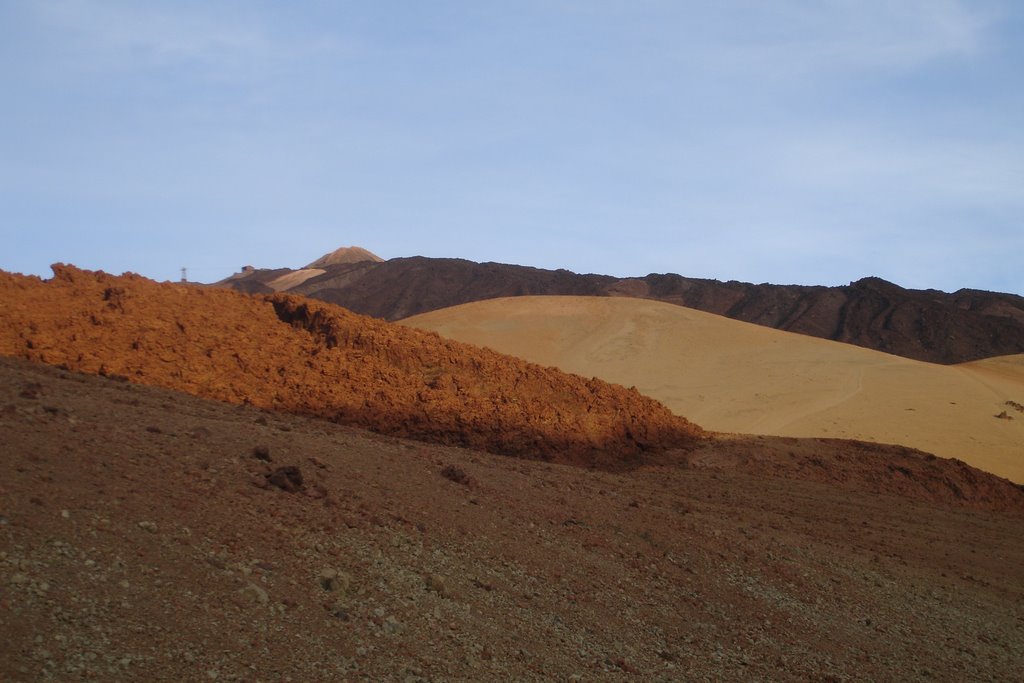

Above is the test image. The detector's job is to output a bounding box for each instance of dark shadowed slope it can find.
[215,255,1024,364]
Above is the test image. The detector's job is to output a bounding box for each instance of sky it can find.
[1,1,1022,294]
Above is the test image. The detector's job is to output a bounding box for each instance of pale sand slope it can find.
[402,296,1024,483]
[265,268,325,291]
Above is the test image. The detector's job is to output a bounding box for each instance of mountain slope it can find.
[3,356,1022,681]
[403,296,1024,483]
[0,266,702,466]
[215,256,1024,364]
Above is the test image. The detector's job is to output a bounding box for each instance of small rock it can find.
[320,568,351,594]
[440,465,471,486]
[425,573,448,597]
[251,445,272,461]
[383,615,402,635]
[137,521,158,533]
[239,582,269,605]
[266,466,303,492]
[190,426,212,439]
[19,383,43,399]
[328,601,350,620]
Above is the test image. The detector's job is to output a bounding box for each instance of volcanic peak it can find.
[305,245,383,269]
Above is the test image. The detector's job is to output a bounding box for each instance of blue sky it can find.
[2,1,1022,294]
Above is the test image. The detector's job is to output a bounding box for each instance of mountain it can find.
[214,255,1024,364]
[404,296,1024,483]
[4,266,1024,679]
[305,245,384,268]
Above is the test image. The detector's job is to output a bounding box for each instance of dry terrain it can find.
[217,252,1024,363]
[3,267,1024,681]
[2,357,1023,681]
[0,266,703,467]
[403,296,1024,483]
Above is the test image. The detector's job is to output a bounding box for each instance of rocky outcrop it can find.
[0,265,704,466]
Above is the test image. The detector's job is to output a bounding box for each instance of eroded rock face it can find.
[0,265,704,467]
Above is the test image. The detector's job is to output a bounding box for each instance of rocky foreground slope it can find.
[3,265,1023,512]
[3,266,1024,680]
[2,357,1023,681]
[217,254,1024,364]
[0,266,703,467]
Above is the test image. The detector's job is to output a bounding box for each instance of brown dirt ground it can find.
[2,357,1023,682]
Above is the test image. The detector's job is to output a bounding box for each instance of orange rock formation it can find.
[0,265,704,466]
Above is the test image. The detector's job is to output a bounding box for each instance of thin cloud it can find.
[28,0,343,80]
[772,130,1024,207]
[707,0,993,75]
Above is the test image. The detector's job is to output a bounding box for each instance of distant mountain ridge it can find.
[214,253,1024,364]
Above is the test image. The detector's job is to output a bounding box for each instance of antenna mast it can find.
[180,267,187,283]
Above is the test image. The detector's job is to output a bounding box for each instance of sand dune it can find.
[403,296,1024,483]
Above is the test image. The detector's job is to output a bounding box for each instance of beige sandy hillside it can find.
[402,296,1024,483]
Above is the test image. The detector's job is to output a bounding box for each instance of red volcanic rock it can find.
[0,265,704,467]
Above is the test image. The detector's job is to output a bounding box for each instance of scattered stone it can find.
[145,425,162,434]
[425,573,448,597]
[328,601,350,620]
[190,426,212,439]
[304,484,328,500]
[320,568,351,594]
[265,466,303,492]
[238,582,269,605]
[19,383,43,399]
[441,465,471,486]
[994,411,1013,420]
[383,615,402,635]
[251,445,272,462]
[137,521,158,533]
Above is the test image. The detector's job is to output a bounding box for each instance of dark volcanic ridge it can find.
[216,254,1024,364]
[3,265,1023,513]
